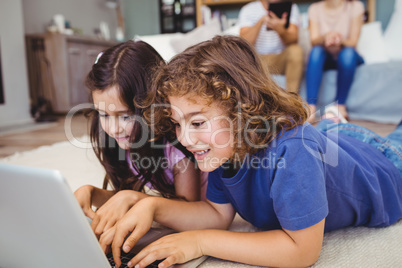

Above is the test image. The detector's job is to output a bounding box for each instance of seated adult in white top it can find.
[238,0,304,93]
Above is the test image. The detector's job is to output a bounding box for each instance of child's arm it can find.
[132,219,325,268]
[90,189,149,235]
[173,158,201,201]
[100,195,324,268]
[74,185,149,235]
[74,185,115,218]
[99,196,235,267]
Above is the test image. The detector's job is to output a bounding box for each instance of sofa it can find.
[135,6,402,124]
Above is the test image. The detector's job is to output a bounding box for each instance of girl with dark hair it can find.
[99,36,401,268]
[74,40,207,237]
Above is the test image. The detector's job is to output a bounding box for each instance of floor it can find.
[0,114,398,159]
[0,114,90,159]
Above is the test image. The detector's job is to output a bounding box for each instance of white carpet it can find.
[1,136,401,267]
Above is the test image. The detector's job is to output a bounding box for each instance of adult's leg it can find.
[336,47,364,105]
[305,46,330,122]
[259,53,282,76]
[306,46,328,105]
[283,44,304,93]
[259,44,304,93]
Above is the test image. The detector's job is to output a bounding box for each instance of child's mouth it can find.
[193,149,210,160]
[115,136,129,141]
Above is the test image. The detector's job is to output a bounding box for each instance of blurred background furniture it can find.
[136,0,401,124]
[25,33,118,113]
[195,0,376,28]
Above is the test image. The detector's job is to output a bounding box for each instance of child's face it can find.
[92,86,135,150]
[168,95,234,172]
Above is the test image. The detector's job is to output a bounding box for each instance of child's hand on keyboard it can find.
[126,230,204,268]
[99,197,155,268]
[91,190,149,236]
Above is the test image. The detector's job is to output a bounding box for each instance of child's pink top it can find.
[309,1,364,40]
[126,141,208,200]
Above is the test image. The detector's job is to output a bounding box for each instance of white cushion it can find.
[383,0,402,61]
[222,24,240,36]
[356,21,389,64]
[169,18,222,53]
[134,33,183,61]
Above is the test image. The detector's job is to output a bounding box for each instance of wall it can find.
[0,0,121,128]
[122,0,395,36]
[123,0,160,38]
[0,0,32,127]
[23,0,119,38]
[377,0,395,30]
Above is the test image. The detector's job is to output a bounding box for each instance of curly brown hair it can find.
[144,35,308,162]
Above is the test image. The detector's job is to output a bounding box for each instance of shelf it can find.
[201,0,252,6]
[196,0,252,26]
[160,0,197,33]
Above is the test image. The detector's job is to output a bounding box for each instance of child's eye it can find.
[191,121,205,127]
[121,115,134,121]
[98,113,108,118]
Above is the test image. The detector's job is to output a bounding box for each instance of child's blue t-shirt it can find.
[206,123,402,232]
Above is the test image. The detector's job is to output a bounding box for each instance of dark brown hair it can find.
[145,35,308,162]
[86,40,183,197]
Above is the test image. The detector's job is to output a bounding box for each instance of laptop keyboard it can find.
[107,251,163,268]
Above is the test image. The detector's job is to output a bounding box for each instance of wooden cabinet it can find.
[25,34,118,113]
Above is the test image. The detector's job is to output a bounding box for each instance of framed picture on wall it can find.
[0,39,4,104]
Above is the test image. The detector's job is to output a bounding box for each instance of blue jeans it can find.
[316,120,402,176]
[306,46,364,105]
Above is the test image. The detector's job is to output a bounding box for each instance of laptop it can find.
[0,163,207,268]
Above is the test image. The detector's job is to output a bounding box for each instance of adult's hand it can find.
[266,11,287,32]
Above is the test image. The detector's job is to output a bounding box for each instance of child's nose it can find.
[177,126,197,148]
[109,116,123,134]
